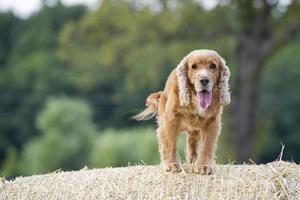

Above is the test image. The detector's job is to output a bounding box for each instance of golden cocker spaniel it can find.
[134,49,230,174]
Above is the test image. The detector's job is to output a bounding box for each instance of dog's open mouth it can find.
[197,90,212,109]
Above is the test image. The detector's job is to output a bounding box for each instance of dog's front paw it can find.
[193,164,214,175]
[164,162,182,173]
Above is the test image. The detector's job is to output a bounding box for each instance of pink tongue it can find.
[197,91,212,109]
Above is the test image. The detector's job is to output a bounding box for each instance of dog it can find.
[133,49,230,174]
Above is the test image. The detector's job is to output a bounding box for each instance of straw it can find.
[0,161,299,200]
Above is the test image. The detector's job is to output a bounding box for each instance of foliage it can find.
[0,3,86,163]
[19,97,96,175]
[89,127,161,167]
[0,12,19,67]
[0,147,18,178]
[258,38,300,162]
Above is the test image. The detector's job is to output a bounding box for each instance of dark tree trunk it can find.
[230,0,274,162]
[159,0,168,10]
[232,44,265,161]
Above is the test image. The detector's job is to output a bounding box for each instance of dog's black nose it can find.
[200,78,209,86]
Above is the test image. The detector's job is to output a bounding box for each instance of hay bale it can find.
[1,161,299,199]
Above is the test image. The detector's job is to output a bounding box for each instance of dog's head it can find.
[176,49,230,109]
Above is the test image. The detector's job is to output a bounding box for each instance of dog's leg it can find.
[186,131,200,164]
[157,118,181,173]
[193,118,220,175]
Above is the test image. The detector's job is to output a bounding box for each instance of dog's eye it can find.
[209,63,217,69]
[191,64,197,69]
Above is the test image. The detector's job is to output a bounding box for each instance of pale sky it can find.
[0,0,221,18]
[0,0,291,19]
[0,0,99,18]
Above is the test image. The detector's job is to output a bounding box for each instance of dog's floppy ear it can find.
[176,55,191,106]
[218,57,231,106]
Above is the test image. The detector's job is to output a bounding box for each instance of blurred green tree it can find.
[258,38,300,162]
[0,12,19,68]
[19,97,96,175]
[0,147,18,178]
[0,12,20,168]
[89,128,160,167]
[0,3,86,163]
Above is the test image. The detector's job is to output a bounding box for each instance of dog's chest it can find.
[180,113,206,131]
[177,103,220,132]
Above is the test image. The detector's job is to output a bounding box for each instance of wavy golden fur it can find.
[133,49,230,174]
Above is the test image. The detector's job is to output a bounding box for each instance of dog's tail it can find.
[132,92,162,121]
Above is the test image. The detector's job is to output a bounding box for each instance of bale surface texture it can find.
[1,161,299,200]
